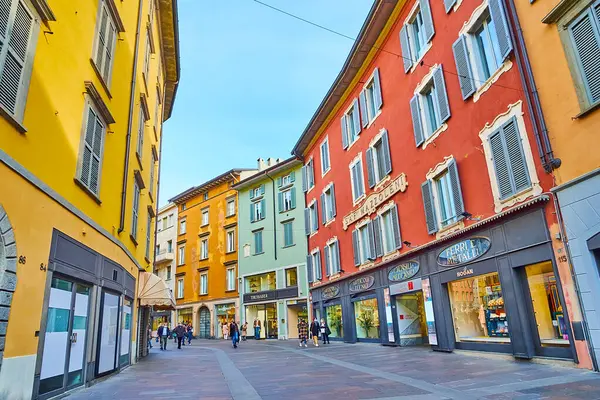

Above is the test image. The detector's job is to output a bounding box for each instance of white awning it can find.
[137,272,176,310]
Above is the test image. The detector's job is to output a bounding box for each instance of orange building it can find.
[169,169,256,338]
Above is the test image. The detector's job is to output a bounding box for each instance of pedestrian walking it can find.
[229,319,239,348]
[147,325,153,349]
[222,322,229,340]
[320,318,331,344]
[310,318,320,347]
[298,319,308,348]
[253,317,261,339]
[241,322,248,341]
[186,323,193,345]
[157,322,170,350]
[172,324,178,344]
[174,322,186,349]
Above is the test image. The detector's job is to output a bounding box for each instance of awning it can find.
[137,272,176,310]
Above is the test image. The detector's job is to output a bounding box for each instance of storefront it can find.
[242,286,299,339]
[215,303,236,338]
[177,308,193,325]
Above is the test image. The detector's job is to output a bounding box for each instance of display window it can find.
[354,298,380,340]
[525,262,569,347]
[178,308,193,325]
[245,303,278,338]
[325,304,343,338]
[245,272,276,293]
[449,272,510,343]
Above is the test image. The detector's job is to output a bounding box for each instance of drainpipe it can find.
[265,172,277,261]
[152,113,165,275]
[504,0,561,173]
[119,0,144,233]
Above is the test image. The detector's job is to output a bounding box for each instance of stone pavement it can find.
[66,339,600,400]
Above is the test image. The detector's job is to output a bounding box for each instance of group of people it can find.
[298,318,331,348]
[223,320,248,342]
[151,322,193,350]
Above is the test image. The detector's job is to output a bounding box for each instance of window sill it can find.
[573,100,600,119]
[0,105,27,133]
[177,263,186,267]
[382,250,401,263]
[144,256,151,264]
[130,234,138,246]
[321,167,331,178]
[199,293,208,297]
[494,184,542,213]
[435,219,465,240]
[226,213,236,218]
[253,252,264,256]
[324,218,335,228]
[226,250,236,255]
[153,125,158,142]
[135,151,144,171]
[201,223,209,228]
[89,58,113,99]
[251,218,265,224]
[309,230,318,239]
[306,185,315,196]
[148,191,154,204]
[358,261,376,271]
[251,195,265,201]
[225,289,237,293]
[473,60,513,103]
[409,42,433,74]
[199,257,208,261]
[346,137,360,152]
[73,178,102,205]
[373,175,391,192]
[279,182,294,191]
[328,272,342,280]
[282,243,295,249]
[421,123,449,150]
[352,194,366,207]
[366,109,382,129]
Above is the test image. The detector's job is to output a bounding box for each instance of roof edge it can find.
[232,157,302,190]
[169,168,256,204]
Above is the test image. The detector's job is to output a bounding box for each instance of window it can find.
[166,266,171,280]
[145,214,152,259]
[250,185,265,200]
[245,272,276,292]
[452,0,512,99]
[400,0,435,72]
[324,240,341,276]
[201,209,209,226]
[200,239,208,260]
[136,106,147,159]
[226,199,236,216]
[306,249,323,283]
[154,87,161,127]
[410,66,450,147]
[167,240,172,252]
[143,31,151,80]
[179,218,186,235]
[279,173,293,187]
[160,217,166,231]
[253,230,263,254]
[354,298,380,339]
[155,244,160,255]
[177,278,184,299]
[149,153,155,197]
[181,203,186,211]
[278,188,296,212]
[374,205,402,256]
[421,158,465,234]
[168,213,174,227]
[366,130,392,187]
[302,160,315,192]
[251,200,265,222]
[226,229,235,253]
[203,192,209,201]
[93,0,117,84]
[320,137,331,175]
[352,222,375,266]
[131,182,140,240]
[178,244,185,265]
[77,101,106,196]
[341,100,361,149]
[286,268,297,287]
[226,267,236,291]
[304,201,318,235]
[200,273,208,295]
[283,221,294,247]
[359,68,383,126]
[0,0,36,119]
[350,157,366,202]
[320,184,336,224]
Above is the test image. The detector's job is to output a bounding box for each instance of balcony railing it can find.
[154,249,174,265]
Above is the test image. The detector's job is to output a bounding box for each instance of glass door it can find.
[119,298,132,367]
[396,292,428,346]
[97,291,120,375]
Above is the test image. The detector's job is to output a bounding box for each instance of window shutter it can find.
[137,108,145,157]
[372,216,383,258]
[0,1,33,115]
[503,118,531,193]
[290,170,296,182]
[315,249,322,280]
[366,148,376,188]
[352,230,361,266]
[420,0,435,42]
[352,98,361,135]
[447,159,465,220]
[290,187,297,209]
[132,183,140,237]
[373,68,383,110]
[313,202,319,232]
[391,204,402,250]
[260,199,266,219]
[277,177,282,187]
[570,10,600,103]
[452,35,476,100]
[308,162,315,187]
[149,155,155,196]
[359,90,369,128]
[421,180,438,234]
[410,95,425,147]
[330,184,336,217]
[488,0,513,61]
[400,25,413,73]
[356,160,365,196]
[250,203,255,222]
[301,166,307,192]
[324,246,331,276]
[304,208,310,235]
[278,192,283,213]
[490,130,513,199]
[367,221,376,260]
[333,240,341,273]
[433,66,451,123]
[250,189,255,200]
[444,0,457,13]
[306,254,313,283]
[341,115,349,149]
[351,164,358,200]
[260,184,265,196]
[381,130,392,175]
[258,232,263,253]
[320,193,326,225]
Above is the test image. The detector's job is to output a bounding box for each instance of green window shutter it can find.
[260,184,265,196]
[290,187,297,209]
[250,203,255,222]
[260,199,266,219]
[290,170,296,182]
[277,177,282,187]
[278,192,283,212]
[421,180,438,234]
[452,35,476,100]
[569,7,600,104]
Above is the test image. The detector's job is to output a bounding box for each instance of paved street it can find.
[67,340,600,400]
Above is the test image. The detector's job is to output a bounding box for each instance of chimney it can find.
[257,158,266,171]
[267,157,276,167]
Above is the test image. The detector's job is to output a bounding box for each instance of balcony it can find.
[154,249,174,265]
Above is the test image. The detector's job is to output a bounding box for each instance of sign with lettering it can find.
[388,261,420,282]
[437,237,491,267]
[322,285,340,300]
[343,174,408,230]
[216,303,234,313]
[244,291,276,303]
[349,275,375,293]
[456,266,474,278]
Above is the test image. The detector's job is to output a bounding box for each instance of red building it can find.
[293,0,592,368]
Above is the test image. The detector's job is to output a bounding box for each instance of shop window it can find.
[245,271,276,293]
[286,268,297,287]
[449,272,510,343]
[325,304,343,338]
[354,298,380,339]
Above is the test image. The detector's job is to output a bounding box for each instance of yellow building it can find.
[0,0,179,398]
[513,0,600,369]
[169,169,256,339]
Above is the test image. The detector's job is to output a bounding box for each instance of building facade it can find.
[292,0,592,368]
[512,0,600,369]
[152,203,178,327]
[234,158,309,340]
[169,169,256,339]
[0,0,179,398]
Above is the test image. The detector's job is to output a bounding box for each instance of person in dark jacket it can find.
[173,323,186,349]
[320,318,331,344]
[229,320,239,348]
[310,318,320,347]
[298,319,308,348]
[157,322,171,350]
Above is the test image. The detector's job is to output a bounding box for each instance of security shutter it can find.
[372,216,383,258]
[373,68,383,110]
[390,204,402,250]
[352,229,361,266]
[341,115,349,149]
[421,180,438,234]
[452,35,476,100]
[433,66,451,123]
[320,193,326,225]
[359,90,368,128]
[444,0,457,13]
[352,98,361,135]
[488,0,513,61]
[367,221,376,260]
[79,105,105,195]
[381,129,392,175]
[569,6,600,104]
[410,95,425,147]
[447,159,465,220]
[400,25,413,73]
[366,147,376,188]
[420,0,435,42]
[307,254,313,283]
[315,249,323,280]
[132,182,140,239]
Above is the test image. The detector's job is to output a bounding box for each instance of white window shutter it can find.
[400,25,412,73]
[373,68,383,110]
[359,90,368,127]
[488,0,513,61]
[433,66,451,123]
[410,95,425,147]
[352,98,361,135]
[419,0,435,42]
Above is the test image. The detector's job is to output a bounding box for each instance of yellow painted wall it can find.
[513,0,600,185]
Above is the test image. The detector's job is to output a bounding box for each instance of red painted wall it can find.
[304,0,556,284]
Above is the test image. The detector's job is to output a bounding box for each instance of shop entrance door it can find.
[396,291,428,346]
[265,303,278,338]
[199,307,210,338]
[39,277,91,398]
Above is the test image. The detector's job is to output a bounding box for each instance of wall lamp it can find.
[403,241,419,248]
[461,212,481,221]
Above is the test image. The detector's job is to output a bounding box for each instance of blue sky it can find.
[159,0,374,205]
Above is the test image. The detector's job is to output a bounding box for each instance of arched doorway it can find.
[199,307,210,338]
[0,205,16,375]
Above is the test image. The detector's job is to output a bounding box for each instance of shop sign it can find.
[343,174,408,230]
[389,278,422,296]
[216,304,234,313]
[437,237,491,267]
[388,261,420,282]
[349,275,375,293]
[322,285,340,300]
[244,291,276,303]
[456,266,474,278]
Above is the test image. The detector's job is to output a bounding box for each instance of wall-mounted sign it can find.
[456,266,474,278]
[437,237,491,267]
[216,303,234,313]
[343,174,408,230]
[244,291,276,303]
[389,278,422,296]
[349,275,375,293]
[388,261,420,282]
[322,285,340,300]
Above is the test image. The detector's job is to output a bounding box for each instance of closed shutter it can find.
[304,208,310,235]
[447,159,465,219]
[433,66,451,123]
[277,177,282,187]
[359,90,368,128]
[490,129,513,199]
[95,7,109,70]
[372,216,383,258]
[504,118,531,193]
[488,0,513,61]
[352,229,361,266]
[257,231,263,253]
[351,164,359,200]
[324,246,331,276]
[103,21,115,81]
[315,249,322,280]
[260,184,265,196]
[355,160,365,196]
[444,0,457,13]
[290,170,296,182]
[373,68,383,110]
[306,254,313,283]
[341,115,349,149]
[80,106,105,195]
[352,98,361,135]
[452,35,476,100]
[320,193,326,225]
[308,161,314,188]
[329,184,336,217]
[366,147,376,188]
[390,204,402,250]
[400,25,413,73]
[146,214,152,258]
[421,180,438,234]
[312,202,318,231]
[251,203,256,223]
[132,182,140,238]
[367,221,376,260]
[137,108,145,158]
[149,154,155,196]
[333,240,341,274]
[301,166,307,192]
[278,192,283,212]
[291,187,297,209]
[260,199,266,219]
[420,0,435,42]
[569,8,600,104]
[410,95,425,147]
[381,130,392,175]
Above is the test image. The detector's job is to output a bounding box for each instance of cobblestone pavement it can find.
[66,339,600,400]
